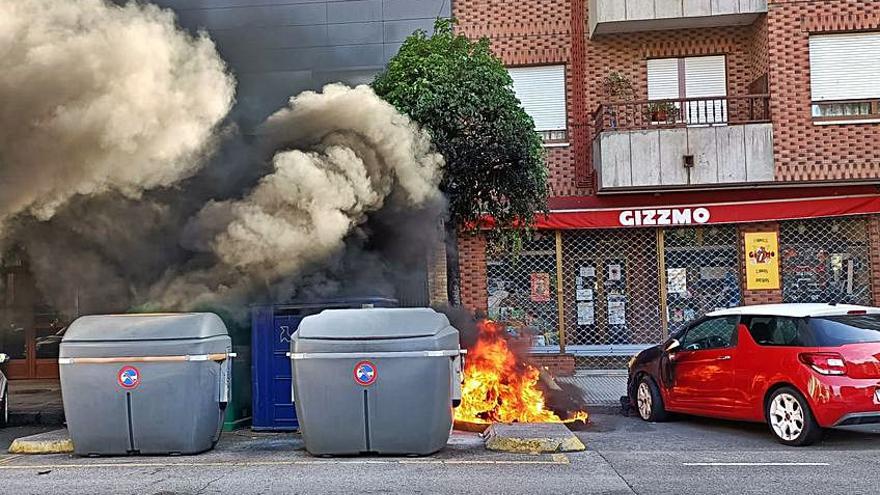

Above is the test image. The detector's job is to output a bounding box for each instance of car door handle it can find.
[717,355,732,361]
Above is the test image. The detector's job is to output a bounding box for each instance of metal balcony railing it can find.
[592,94,771,137]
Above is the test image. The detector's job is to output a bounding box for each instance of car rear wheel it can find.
[636,375,668,422]
[766,387,822,446]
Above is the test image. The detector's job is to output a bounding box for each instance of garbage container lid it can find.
[297,308,450,340]
[63,313,228,342]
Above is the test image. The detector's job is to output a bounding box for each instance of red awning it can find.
[533,193,880,230]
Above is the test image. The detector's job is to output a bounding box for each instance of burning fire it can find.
[455,320,588,425]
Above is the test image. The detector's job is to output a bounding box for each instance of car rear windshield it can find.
[809,315,880,347]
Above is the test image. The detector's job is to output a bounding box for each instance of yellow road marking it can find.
[0,457,570,471]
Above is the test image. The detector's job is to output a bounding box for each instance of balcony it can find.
[589,0,767,37]
[592,94,774,191]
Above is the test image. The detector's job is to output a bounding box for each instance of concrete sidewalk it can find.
[9,380,64,426]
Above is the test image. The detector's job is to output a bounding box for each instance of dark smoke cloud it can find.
[146,84,445,312]
[0,1,447,321]
[0,0,235,231]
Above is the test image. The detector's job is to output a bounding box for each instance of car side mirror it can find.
[665,339,681,353]
[0,353,8,364]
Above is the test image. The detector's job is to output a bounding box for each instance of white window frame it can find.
[809,31,880,125]
[647,55,728,126]
[507,65,568,145]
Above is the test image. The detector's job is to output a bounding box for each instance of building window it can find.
[507,65,568,144]
[647,55,728,125]
[809,32,880,124]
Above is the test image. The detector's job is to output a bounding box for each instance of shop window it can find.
[507,65,568,144]
[486,234,559,348]
[809,32,880,124]
[663,226,741,335]
[35,311,64,359]
[561,228,661,351]
[780,218,871,305]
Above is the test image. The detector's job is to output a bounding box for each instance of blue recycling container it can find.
[250,298,398,431]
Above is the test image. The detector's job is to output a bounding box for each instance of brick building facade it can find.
[455,0,880,369]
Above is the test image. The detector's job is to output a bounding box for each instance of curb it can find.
[8,429,74,455]
[484,423,586,454]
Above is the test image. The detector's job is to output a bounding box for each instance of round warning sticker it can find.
[353,360,377,386]
[117,365,140,389]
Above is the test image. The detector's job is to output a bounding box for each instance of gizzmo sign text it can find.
[619,207,711,226]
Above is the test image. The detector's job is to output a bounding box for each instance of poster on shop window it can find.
[666,267,687,295]
[530,272,552,302]
[607,294,626,325]
[744,232,780,290]
[577,302,595,325]
[576,288,593,301]
[608,264,622,281]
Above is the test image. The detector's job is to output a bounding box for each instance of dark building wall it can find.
[153,0,451,128]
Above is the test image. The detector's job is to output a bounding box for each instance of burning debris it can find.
[454,319,588,427]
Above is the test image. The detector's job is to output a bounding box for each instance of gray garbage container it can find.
[290,308,463,456]
[59,313,234,456]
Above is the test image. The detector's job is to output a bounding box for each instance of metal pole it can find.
[555,230,566,354]
[657,229,669,338]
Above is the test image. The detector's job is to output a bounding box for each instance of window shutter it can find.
[507,65,567,131]
[684,55,727,124]
[809,32,880,102]
[683,55,727,98]
[647,58,680,100]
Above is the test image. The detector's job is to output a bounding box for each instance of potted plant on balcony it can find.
[601,72,634,129]
[602,71,634,100]
[646,101,680,123]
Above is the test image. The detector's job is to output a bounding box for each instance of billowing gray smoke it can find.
[0,0,235,230]
[148,84,444,310]
[0,1,446,320]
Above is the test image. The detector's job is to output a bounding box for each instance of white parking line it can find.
[683,462,829,467]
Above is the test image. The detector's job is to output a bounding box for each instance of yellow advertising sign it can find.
[744,232,780,290]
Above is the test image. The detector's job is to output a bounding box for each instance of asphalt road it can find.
[1,413,879,494]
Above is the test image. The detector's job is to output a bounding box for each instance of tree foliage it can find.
[372,19,548,238]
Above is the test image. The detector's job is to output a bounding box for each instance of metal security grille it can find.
[486,233,560,348]
[561,229,662,367]
[662,226,742,335]
[780,217,872,305]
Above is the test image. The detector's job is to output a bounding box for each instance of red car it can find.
[627,303,880,446]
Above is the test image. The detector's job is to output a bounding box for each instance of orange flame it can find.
[455,319,588,424]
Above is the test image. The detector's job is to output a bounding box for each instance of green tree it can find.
[372,19,549,241]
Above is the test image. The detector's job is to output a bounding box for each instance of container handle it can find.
[58,352,234,365]
[289,349,463,360]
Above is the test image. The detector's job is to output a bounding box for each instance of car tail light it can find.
[847,310,868,315]
[799,352,848,376]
